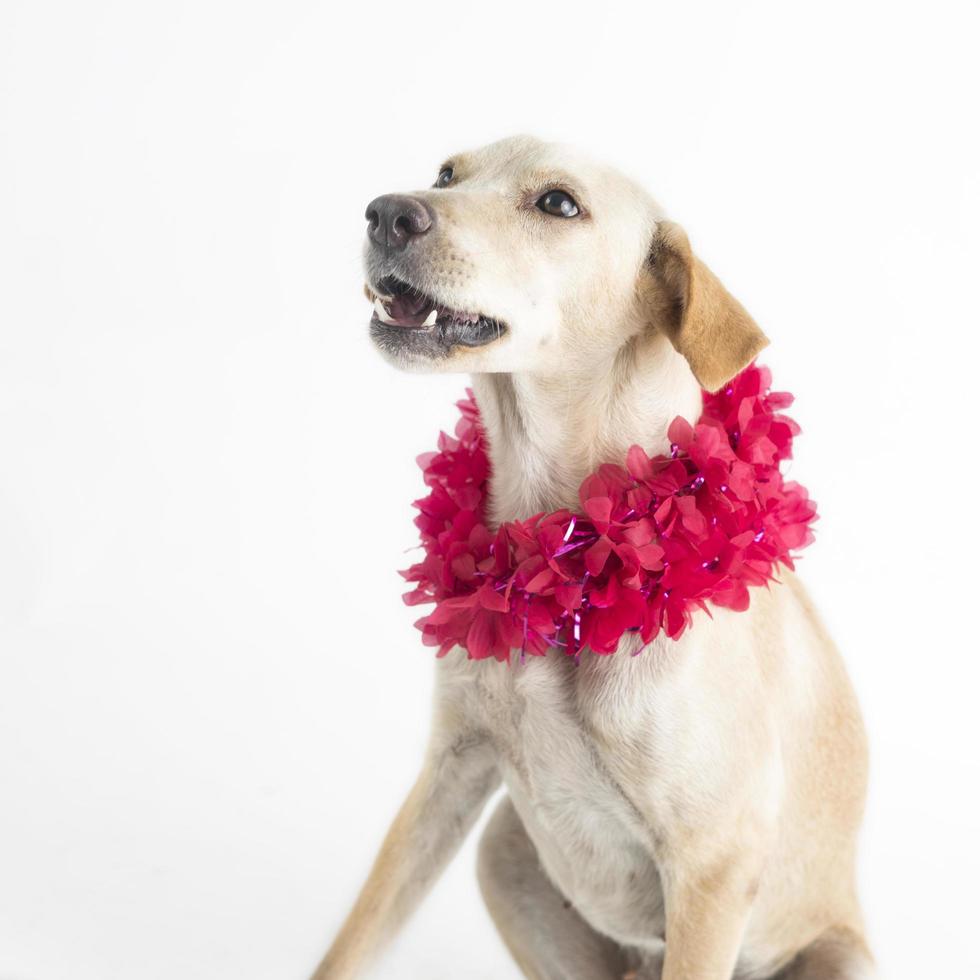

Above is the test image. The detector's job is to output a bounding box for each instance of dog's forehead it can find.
[450,135,650,204]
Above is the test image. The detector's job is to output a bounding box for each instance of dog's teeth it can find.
[422,309,438,327]
[374,298,397,325]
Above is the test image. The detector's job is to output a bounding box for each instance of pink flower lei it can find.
[402,363,817,663]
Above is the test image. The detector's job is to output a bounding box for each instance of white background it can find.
[1,1,978,978]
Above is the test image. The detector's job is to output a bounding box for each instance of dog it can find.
[313,136,871,980]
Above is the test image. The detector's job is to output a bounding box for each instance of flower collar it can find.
[402,364,816,663]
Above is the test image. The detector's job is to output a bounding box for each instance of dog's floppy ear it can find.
[648,220,769,392]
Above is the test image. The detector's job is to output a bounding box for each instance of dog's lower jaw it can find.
[470,331,702,524]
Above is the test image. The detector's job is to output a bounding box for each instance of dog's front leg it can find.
[659,849,765,980]
[311,730,499,980]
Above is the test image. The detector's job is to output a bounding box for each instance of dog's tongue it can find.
[380,289,436,327]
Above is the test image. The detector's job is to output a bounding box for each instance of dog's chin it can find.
[366,275,508,368]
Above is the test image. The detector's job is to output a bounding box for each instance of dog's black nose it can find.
[365,194,433,251]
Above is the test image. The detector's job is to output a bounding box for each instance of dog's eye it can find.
[435,167,454,188]
[537,190,580,218]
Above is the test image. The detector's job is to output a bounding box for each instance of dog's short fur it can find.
[315,137,871,980]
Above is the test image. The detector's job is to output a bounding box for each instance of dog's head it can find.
[364,135,766,392]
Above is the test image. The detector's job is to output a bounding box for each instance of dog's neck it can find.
[470,332,703,524]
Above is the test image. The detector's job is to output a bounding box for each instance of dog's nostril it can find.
[366,208,380,230]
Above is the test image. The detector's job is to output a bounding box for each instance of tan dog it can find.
[314,136,871,980]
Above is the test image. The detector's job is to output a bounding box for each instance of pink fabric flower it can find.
[401,364,818,663]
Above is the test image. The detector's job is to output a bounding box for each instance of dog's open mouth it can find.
[367,275,507,354]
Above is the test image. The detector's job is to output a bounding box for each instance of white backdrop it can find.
[1,2,978,978]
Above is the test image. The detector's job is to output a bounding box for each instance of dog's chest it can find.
[449,652,668,946]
